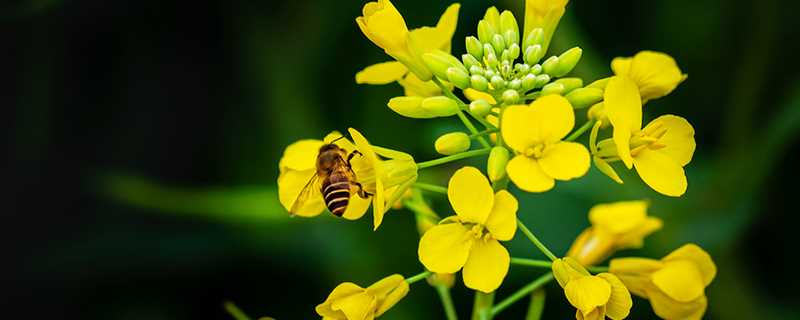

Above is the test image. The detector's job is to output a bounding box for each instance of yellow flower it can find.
[610,244,716,320]
[552,257,633,320]
[567,201,663,266]
[596,76,696,196]
[611,51,687,103]
[277,129,417,229]
[523,0,569,54]
[501,95,590,192]
[356,1,460,81]
[418,167,518,292]
[315,274,409,320]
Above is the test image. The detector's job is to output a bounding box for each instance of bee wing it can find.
[289,173,322,215]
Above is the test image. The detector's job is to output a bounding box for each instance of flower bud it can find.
[530,63,542,75]
[465,36,484,61]
[566,87,603,109]
[490,75,505,90]
[462,54,481,70]
[508,79,522,90]
[447,67,470,89]
[540,82,564,96]
[483,43,496,60]
[553,78,584,94]
[491,34,506,55]
[521,74,537,91]
[488,146,510,182]
[524,44,543,65]
[435,132,471,155]
[422,50,466,80]
[470,75,489,91]
[523,28,544,51]
[534,74,551,88]
[469,99,492,117]
[502,89,519,104]
[552,47,583,77]
[542,56,560,75]
[486,52,499,68]
[499,10,519,45]
[515,63,530,74]
[477,20,497,44]
[469,65,483,76]
[421,96,460,117]
[387,96,434,118]
[587,77,610,90]
[587,102,610,127]
[507,43,520,61]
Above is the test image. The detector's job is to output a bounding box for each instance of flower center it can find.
[524,144,546,158]
[629,123,669,156]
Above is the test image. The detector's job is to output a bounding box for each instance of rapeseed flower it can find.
[523,0,568,54]
[610,244,716,320]
[501,95,590,192]
[611,51,686,103]
[552,257,633,320]
[315,274,409,319]
[418,167,518,292]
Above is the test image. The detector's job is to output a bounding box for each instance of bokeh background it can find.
[4,0,800,319]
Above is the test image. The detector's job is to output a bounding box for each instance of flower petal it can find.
[348,128,386,229]
[279,139,323,172]
[539,141,591,180]
[662,244,717,286]
[462,239,510,293]
[448,167,494,224]
[652,260,705,302]
[315,282,363,318]
[605,76,642,168]
[434,3,461,52]
[564,276,611,315]
[610,56,632,76]
[366,274,409,317]
[627,51,686,102]
[507,155,555,193]
[649,288,707,320]
[277,168,325,217]
[596,273,632,320]
[552,257,591,287]
[359,0,409,52]
[588,201,648,234]
[331,291,376,320]
[484,190,518,241]
[397,73,441,97]
[633,148,687,197]
[615,217,663,249]
[645,115,695,166]
[609,257,663,274]
[530,94,575,142]
[342,194,372,220]
[501,105,540,152]
[418,223,474,273]
[593,156,623,184]
[355,61,408,84]
[463,88,497,104]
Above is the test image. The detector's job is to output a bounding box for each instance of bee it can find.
[290,139,372,216]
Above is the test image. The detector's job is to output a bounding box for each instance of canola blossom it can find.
[276,0,716,318]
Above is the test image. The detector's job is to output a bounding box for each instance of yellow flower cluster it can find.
[273,1,717,319]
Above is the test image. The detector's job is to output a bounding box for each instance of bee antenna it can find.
[328,135,346,144]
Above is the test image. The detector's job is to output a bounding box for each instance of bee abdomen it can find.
[322,176,351,216]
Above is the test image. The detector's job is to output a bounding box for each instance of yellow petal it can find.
[331,291,376,320]
[538,141,590,180]
[662,244,717,286]
[355,61,408,84]
[484,190,519,241]
[609,257,663,274]
[501,105,541,151]
[564,276,611,314]
[462,239,510,293]
[649,289,707,320]
[530,94,575,142]
[593,156,623,184]
[463,88,497,104]
[596,273,632,320]
[566,228,615,266]
[279,139,323,172]
[633,148,687,197]
[277,168,325,217]
[358,0,409,52]
[652,260,705,302]
[398,73,441,97]
[342,194,372,220]
[448,167,494,224]
[552,257,591,287]
[366,274,409,317]
[434,3,461,52]
[626,51,686,102]
[645,115,695,166]
[588,200,648,234]
[610,57,632,76]
[507,155,555,192]
[316,282,363,318]
[348,128,386,229]
[615,216,662,249]
[418,223,474,273]
[604,76,642,168]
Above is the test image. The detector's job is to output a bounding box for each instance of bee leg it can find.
[346,150,363,165]
[352,182,372,198]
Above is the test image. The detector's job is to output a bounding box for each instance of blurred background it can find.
[3,0,799,319]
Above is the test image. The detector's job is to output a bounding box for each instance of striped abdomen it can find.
[322,172,351,216]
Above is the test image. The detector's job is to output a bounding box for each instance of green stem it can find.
[406,271,432,284]
[413,182,448,194]
[524,288,546,320]
[517,219,558,261]
[417,148,492,169]
[490,273,554,316]
[565,120,596,142]
[510,258,552,268]
[469,128,499,139]
[432,77,492,148]
[471,291,495,320]
[436,285,459,320]
[223,301,252,320]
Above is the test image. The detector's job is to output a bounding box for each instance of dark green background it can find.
[3,0,799,319]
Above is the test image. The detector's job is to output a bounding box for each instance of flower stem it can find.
[525,288,546,320]
[510,258,552,268]
[413,182,448,194]
[566,120,596,142]
[223,301,252,320]
[432,77,492,148]
[405,271,432,284]
[469,128,499,139]
[517,219,558,261]
[436,285,459,320]
[471,291,495,320]
[417,148,492,169]
[490,273,554,316]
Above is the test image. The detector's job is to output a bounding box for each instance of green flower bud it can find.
[491,34,506,54]
[553,78,583,94]
[507,43,521,61]
[477,20,497,44]
[542,56,560,75]
[566,87,604,109]
[523,28,544,51]
[469,65,484,76]
[491,75,505,90]
[502,89,519,104]
[515,63,530,74]
[483,6,501,28]
[388,96,434,118]
[499,10,519,45]
[421,96,460,117]
[521,74,537,91]
[469,99,492,118]
[462,54,481,70]
[500,61,512,78]
[540,82,565,96]
[486,52,499,68]
[470,75,489,91]
[483,43,496,60]
[465,36,484,61]
[508,79,522,90]
[530,63,543,75]
[552,47,582,77]
[587,77,610,90]
[487,146,510,182]
[534,74,551,88]
[484,69,496,79]
[447,67,470,89]
[524,44,543,65]
[500,50,510,63]
[422,50,466,80]
[435,132,471,155]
